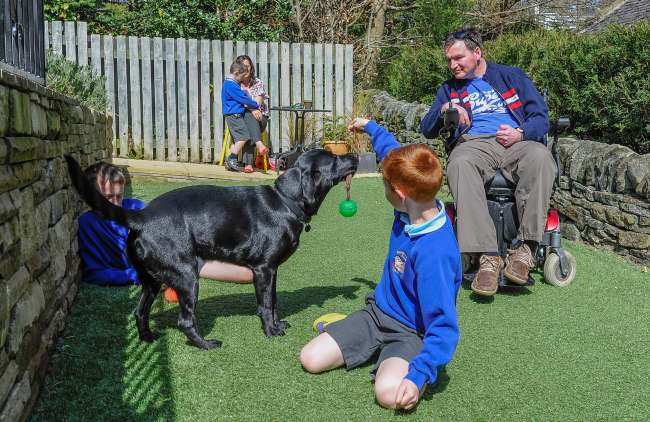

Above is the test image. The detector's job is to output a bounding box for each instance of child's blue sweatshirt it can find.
[78,198,146,285]
[365,120,463,390]
[221,77,260,115]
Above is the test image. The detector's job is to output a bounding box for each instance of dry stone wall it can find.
[0,69,112,421]
[362,90,650,266]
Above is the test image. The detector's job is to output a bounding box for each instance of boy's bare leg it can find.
[300,333,345,373]
[230,140,248,155]
[375,357,421,410]
[255,140,269,155]
[199,260,253,283]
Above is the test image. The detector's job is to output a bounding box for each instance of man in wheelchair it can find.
[420,28,557,297]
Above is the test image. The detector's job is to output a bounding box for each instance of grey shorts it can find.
[325,293,423,378]
[225,112,267,143]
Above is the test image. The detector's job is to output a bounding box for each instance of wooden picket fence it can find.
[44,21,354,162]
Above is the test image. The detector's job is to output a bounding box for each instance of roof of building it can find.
[582,0,650,32]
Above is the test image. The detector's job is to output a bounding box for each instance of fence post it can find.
[165,38,177,162]
[280,42,291,150]
[177,38,189,162]
[141,37,153,160]
[188,38,199,162]
[77,21,87,67]
[153,37,165,160]
[129,36,142,156]
[64,21,75,63]
[335,44,344,118]
[103,34,116,153]
[212,39,223,162]
[200,39,211,162]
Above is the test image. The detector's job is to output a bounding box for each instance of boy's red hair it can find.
[382,144,443,202]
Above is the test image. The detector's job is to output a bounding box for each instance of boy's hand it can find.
[394,379,421,410]
[348,117,370,133]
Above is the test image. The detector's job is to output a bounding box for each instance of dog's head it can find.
[275,149,359,217]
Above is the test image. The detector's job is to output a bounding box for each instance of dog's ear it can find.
[275,167,302,199]
[301,169,321,210]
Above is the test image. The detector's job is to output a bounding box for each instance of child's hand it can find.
[394,379,421,410]
[348,117,370,133]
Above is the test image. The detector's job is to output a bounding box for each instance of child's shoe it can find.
[225,157,242,172]
[243,164,254,173]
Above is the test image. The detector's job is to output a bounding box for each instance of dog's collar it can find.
[276,191,312,232]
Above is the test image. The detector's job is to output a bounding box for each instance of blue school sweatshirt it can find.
[221,77,260,115]
[365,121,463,390]
[78,198,146,285]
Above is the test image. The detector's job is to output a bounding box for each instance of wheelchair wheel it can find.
[543,251,576,287]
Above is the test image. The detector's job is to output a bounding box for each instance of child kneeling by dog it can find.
[300,118,462,411]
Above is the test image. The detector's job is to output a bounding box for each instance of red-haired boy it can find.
[300,118,462,410]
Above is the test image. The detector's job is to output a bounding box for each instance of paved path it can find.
[111,158,379,182]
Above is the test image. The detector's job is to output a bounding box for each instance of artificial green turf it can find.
[32,177,650,421]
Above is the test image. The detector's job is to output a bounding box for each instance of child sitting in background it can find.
[300,118,463,411]
[221,61,268,172]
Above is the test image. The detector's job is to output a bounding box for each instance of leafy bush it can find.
[46,51,107,112]
[382,22,650,153]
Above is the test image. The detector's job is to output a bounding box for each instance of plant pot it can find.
[357,152,378,174]
[323,142,350,156]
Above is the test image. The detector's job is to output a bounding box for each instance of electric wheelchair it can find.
[441,107,577,288]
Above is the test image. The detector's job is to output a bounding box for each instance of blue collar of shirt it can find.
[398,199,447,238]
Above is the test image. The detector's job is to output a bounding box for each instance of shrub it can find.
[46,51,107,112]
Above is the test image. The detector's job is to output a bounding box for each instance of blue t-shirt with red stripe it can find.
[466,77,520,135]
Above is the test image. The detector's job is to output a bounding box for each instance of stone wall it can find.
[0,69,112,421]
[361,90,650,266]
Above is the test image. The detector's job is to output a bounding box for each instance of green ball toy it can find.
[339,199,358,217]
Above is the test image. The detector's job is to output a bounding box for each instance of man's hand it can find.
[348,117,370,133]
[441,103,470,127]
[251,109,263,121]
[394,379,421,411]
[496,124,524,148]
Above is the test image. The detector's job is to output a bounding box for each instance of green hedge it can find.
[382,22,650,154]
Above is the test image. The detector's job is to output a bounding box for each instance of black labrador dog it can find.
[65,150,358,349]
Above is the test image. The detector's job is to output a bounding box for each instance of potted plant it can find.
[320,116,352,155]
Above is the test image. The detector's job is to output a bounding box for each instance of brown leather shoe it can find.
[471,255,503,296]
[504,244,535,285]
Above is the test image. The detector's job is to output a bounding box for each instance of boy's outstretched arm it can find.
[348,118,400,161]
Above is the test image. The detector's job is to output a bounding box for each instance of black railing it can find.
[0,0,46,83]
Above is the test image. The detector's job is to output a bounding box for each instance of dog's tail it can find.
[65,154,140,229]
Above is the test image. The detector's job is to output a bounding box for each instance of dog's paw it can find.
[264,326,286,337]
[139,331,160,343]
[275,320,291,330]
[198,339,223,350]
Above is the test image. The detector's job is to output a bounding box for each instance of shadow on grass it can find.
[150,284,362,336]
[31,286,177,422]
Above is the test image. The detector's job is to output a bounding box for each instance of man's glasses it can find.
[445,30,482,48]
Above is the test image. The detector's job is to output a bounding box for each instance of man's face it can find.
[445,40,482,79]
[98,178,124,207]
